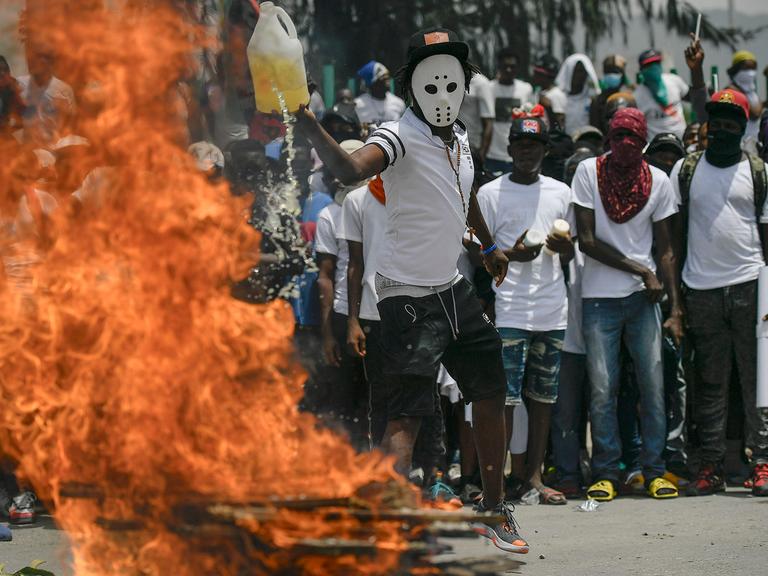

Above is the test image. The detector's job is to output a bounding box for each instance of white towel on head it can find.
[555,54,601,97]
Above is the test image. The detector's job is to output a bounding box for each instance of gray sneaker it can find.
[471,500,529,554]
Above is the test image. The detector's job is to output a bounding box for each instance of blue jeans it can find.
[583,291,666,483]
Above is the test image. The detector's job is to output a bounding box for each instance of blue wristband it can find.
[481,243,497,255]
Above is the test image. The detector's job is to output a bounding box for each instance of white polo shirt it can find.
[477,174,572,331]
[571,157,678,298]
[315,202,349,316]
[365,108,474,286]
[339,185,387,321]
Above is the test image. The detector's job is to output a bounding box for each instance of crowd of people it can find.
[1,6,768,556]
[286,34,768,552]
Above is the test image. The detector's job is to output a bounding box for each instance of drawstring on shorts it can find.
[435,283,460,340]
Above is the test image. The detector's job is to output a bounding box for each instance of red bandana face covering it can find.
[598,110,652,223]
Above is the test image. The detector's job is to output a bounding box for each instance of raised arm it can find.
[296,106,386,184]
[685,35,708,123]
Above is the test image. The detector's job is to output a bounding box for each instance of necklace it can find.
[444,140,466,216]
[444,139,476,241]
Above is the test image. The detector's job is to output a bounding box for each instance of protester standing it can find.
[340,176,389,447]
[590,54,630,129]
[727,51,764,155]
[634,50,689,140]
[555,54,601,137]
[671,89,768,497]
[17,45,76,147]
[480,48,535,175]
[572,108,684,501]
[299,28,527,553]
[354,61,406,127]
[477,114,574,505]
[533,55,567,130]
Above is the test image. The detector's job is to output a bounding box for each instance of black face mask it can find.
[706,128,744,167]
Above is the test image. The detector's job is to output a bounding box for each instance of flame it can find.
[0,2,414,574]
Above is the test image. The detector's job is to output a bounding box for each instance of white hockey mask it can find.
[411,54,466,127]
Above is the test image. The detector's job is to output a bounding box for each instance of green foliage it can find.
[0,561,55,576]
[282,0,746,81]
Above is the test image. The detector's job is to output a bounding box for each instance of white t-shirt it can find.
[477,175,572,331]
[18,75,76,146]
[459,74,494,152]
[366,108,474,286]
[670,156,768,290]
[315,203,349,316]
[563,245,586,355]
[354,92,406,126]
[339,185,387,321]
[571,157,678,298]
[482,79,535,162]
[540,85,568,115]
[564,90,593,137]
[633,74,689,140]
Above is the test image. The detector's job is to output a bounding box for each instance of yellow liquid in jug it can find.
[249,56,310,115]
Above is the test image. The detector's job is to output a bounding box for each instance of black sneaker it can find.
[471,500,529,554]
[686,464,726,497]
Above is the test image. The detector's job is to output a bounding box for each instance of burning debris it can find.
[0,2,504,575]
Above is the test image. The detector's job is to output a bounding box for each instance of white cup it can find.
[543,219,571,256]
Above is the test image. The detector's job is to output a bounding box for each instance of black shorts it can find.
[376,278,506,418]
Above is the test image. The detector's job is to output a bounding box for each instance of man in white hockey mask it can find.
[298,27,529,554]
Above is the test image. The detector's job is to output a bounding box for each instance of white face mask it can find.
[411,54,466,127]
[733,69,758,95]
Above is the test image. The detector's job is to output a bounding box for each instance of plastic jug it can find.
[247,2,309,114]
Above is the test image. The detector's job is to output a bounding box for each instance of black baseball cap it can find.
[407,27,469,66]
[639,49,662,68]
[645,132,684,156]
[509,116,549,144]
[533,55,560,77]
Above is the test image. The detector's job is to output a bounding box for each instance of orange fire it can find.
[0,2,415,574]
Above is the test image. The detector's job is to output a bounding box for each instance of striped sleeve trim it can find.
[376,127,406,158]
[367,134,395,167]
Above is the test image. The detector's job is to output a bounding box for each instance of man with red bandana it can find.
[572,107,684,501]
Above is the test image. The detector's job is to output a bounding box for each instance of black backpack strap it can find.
[677,151,704,206]
[676,151,704,272]
[747,153,767,259]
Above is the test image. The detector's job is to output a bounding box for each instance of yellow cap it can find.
[732,50,757,67]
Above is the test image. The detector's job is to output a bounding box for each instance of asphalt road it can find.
[0,488,766,575]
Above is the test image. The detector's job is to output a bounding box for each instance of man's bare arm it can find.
[296,106,386,184]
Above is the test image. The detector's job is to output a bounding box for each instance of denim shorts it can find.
[499,327,565,406]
